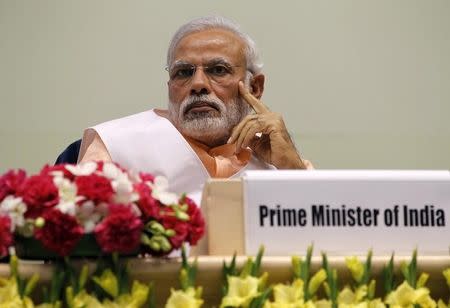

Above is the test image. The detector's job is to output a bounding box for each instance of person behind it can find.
[78,16,312,200]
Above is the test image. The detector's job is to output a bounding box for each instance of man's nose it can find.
[190,67,211,95]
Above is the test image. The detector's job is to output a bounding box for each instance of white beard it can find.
[168,94,252,147]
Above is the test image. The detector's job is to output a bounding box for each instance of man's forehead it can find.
[173,28,246,63]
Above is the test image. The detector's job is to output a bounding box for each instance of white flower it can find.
[53,173,84,216]
[149,176,178,205]
[49,170,64,178]
[65,161,97,176]
[127,170,141,183]
[53,174,83,203]
[56,201,77,216]
[102,162,137,204]
[76,201,104,233]
[102,162,123,180]
[112,175,136,204]
[129,203,142,217]
[0,196,27,231]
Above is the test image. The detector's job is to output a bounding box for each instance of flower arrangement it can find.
[0,253,154,307]
[0,161,205,258]
[0,248,449,307]
[218,247,450,308]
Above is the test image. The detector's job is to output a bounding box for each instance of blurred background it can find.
[1,0,449,173]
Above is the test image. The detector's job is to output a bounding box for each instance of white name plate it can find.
[243,170,450,256]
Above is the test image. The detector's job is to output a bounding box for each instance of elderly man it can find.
[78,16,312,200]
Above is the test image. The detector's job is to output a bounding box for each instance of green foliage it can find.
[360,249,373,286]
[180,245,198,291]
[401,249,418,288]
[222,253,237,296]
[382,253,395,295]
[249,287,273,308]
[251,246,264,277]
[322,253,338,308]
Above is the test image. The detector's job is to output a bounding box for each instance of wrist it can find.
[275,151,306,170]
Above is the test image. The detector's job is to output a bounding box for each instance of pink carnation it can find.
[94,205,143,253]
[184,196,205,245]
[0,169,27,202]
[75,173,114,204]
[20,174,59,218]
[40,164,75,180]
[139,172,155,183]
[134,182,161,219]
[34,209,84,256]
[0,215,13,258]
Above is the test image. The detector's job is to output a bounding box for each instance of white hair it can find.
[167,16,263,74]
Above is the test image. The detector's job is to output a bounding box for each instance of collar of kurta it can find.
[155,108,252,178]
[184,136,251,178]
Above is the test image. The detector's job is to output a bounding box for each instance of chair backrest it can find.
[55,139,82,165]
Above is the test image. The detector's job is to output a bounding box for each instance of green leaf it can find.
[118,261,130,295]
[181,245,188,269]
[50,270,66,303]
[322,253,338,308]
[222,253,237,295]
[361,249,373,286]
[66,286,75,308]
[78,264,90,291]
[42,286,49,303]
[251,246,265,276]
[17,276,25,298]
[189,258,198,287]
[179,246,198,290]
[408,249,418,288]
[382,253,395,294]
[303,244,313,300]
[249,286,272,308]
[24,273,39,297]
[64,257,78,293]
[240,258,253,278]
[180,268,189,291]
[400,261,410,284]
[10,255,19,282]
[291,255,302,279]
[147,282,156,308]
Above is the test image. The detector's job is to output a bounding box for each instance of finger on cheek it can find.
[238,81,247,95]
[227,129,237,144]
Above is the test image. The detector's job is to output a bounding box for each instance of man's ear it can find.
[250,74,265,99]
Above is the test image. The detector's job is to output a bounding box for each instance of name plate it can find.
[242,170,450,256]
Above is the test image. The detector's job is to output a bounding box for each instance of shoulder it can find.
[93,110,158,131]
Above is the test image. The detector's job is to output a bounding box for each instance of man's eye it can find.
[207,65,230,76]
[173,68,194,79]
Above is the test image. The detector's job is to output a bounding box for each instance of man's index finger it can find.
[238,81,269,113]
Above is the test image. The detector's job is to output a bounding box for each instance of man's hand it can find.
[227,81,312,169]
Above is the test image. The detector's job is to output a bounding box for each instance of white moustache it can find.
[180,95,226,116]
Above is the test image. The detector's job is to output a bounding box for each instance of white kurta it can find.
[88,110,274,203]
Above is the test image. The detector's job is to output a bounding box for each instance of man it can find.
[78,16,312,201]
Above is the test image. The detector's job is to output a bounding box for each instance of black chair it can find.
[55,139,82,164]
